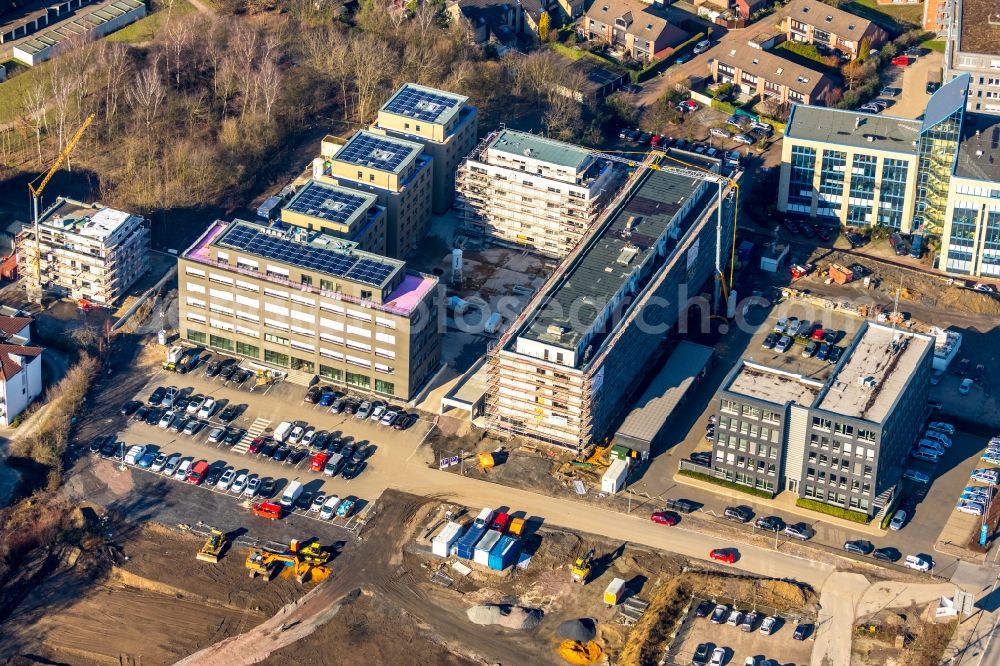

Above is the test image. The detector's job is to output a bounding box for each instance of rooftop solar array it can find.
[335,132,417,173]
[285,182,371,226]
[383,85,463,123]
[218,223,397,287]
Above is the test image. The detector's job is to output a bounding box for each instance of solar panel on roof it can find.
[337,134,412,172]
[286,183,368,225]
[383,86,459,123]
[217,224,393,287]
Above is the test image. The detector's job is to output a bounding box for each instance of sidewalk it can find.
[674,472,889,537]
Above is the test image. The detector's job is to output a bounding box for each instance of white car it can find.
[759,615,776,635]
[320,495,341,520]
[928,421,955,435]
[162,387,178,408]
[288,425,305,444]
[726,610,743,626]
[370,404,386,421]
[216,468,235,490]
[231,473,248,494]
[302,428,317,446]
[911,449,939,463]
[163,455,182,476]
[174,459,192,480]
[972,469,1000,484]
[197,398,218,419]
[956,501,985,515]
[693,39,711,54]
[309,493,326,513]
[158,410,176,429]
[904,554,932,572]
[959,378,974,395]
[208,427,226,444]
[773,317,789,334]
[889,509,907,530]
[186,395,205,414]
[710,647,726,666]
[243,474,260,497]
[150,453,168,472]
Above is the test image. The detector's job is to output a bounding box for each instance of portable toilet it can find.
[488,535,521,571]
[601,458,631,494]
[604,577,627,606]
[474,529,502,566]
[431,522,464,558]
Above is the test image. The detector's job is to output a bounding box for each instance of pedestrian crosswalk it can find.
[232,417,270,455]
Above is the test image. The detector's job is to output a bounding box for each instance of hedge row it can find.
[677,469,775,499]
[633,31,705,83]
[795,498,870,524]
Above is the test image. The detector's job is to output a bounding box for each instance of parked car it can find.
[319,495,341,520]
[710,604,729,624]
[801,340,818,358]
[693,39,712,54]
[163,455,182,476]
[902,469,930,484]
[960,378,974,394]
[197,398,218,419]
[693,643,711,665]
[793,623,812,640]
[844,540,874,555]
[710,647,726,666]
[694,600,713,618]
[710,127,731,139]
[186,395,205,414]
[741,610,758,632]
[873,547,900,562]
[231,473,249,494]
[762,332,779,349]
[755,516,784,532]
[775,335,793,353]
[150,453,168,472]
[724,506,752,523]
[148,386,167,406]
[726,609,743,627]
[759,615,776,635]
[904,554,932,572]
[733,133,754,145]
[889,509,908,530]
[208,427,227,444]
[928,421,955,435]
[784,523,811,540]
[218,404,239,423]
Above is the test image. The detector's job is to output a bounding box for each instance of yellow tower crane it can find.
[25,113,95,298]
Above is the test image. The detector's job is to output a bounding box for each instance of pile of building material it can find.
[557,618,597,642]
[466,604,543,629]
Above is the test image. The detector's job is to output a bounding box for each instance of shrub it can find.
[795,498,870,524]
[677,469,775,499]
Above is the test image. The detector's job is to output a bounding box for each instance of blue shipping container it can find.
[454,525,487,560]
[488,535,521,571]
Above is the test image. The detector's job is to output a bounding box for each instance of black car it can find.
[120,400,142,416]
[219,363,237,380]
[145,407,163,425]
[328,437,344,454]
[304,386,322,404]
[690,452,712,467]
[100,438,117,457]
[312,431,330,450]
[148,386,167,406]
[261,441,279,458]
[762,332,779,349]
[873,547,900,562]
[755,516,784,532]
[694,600,713,618]
[296,491,314,510]
[827,346,843,364]
[133,405,150,422]
[174,395,190,411]
[846,232,866,248]
[289,448,308,465]
[89,436,107,454]
[393,413,416,430]
[218,404,239,423]
[844,539,875,555]
[273,446,291,462]
[205,466,224,485]
[692,642,711,665]
[259,477,276,498]
[724,506,753,523]
[205,361,222,377]
[342,460,365,479]
[793,623,812,641]
[224,428,245,446]
[330,398,346,414]
[343,400,358,415]
[341,443,357,460]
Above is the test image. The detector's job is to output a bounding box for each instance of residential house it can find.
[0,311,43,427]
[781,0,888,60]
[580,0,689,64]
[710,44,839,106]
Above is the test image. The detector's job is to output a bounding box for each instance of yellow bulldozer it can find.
[571,548,595,584]
[196,529,227,563]
[245,539,332,584]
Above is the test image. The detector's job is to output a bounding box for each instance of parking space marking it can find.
[233,417,270,455]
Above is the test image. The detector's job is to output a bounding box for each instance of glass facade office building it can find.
[912,74,968,233]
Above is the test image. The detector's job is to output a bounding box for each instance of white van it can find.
[320,495,341,520]
[323,453,345,477]
[473,507,494,529]
[124,445,146,465]
[174,458,192,480]
[273,421,293,443]
[280,480,303,508]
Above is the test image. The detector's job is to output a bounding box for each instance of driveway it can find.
[881,50,943,119]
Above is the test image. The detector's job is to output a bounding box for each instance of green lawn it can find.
[922,39,946,53]
[848,0,923,29]
[106,0,197,44]
[0,58,57,126]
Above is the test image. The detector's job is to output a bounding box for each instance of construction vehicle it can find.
[571,548,595,584]
[163,345,184,371]
[245,539,331,583]
[196,529,227,563]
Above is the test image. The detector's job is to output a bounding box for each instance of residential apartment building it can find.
[781,0,888,60]
[711,44,839,106]
[710,322,932,519]
[579,0,688,64]
[178,219,440,401]
[944,0,1000,114]
[0,311,43,427]
[17,197,149,305]
[313,130,432,259]
[486,163,738,450]
[455,129,620,258]
[280,180,387,256]
[372,83,478,215]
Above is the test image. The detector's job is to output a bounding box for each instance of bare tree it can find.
[20,78,48,166]
[350,34,396,123]
[257,57,282,124]
[98,41,132,134]
[162,14,195,87]
[127,57,165,135]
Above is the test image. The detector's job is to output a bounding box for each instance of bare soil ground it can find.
[852,603,957,666]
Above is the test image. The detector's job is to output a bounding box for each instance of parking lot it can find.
[665,598,813,666]
[879,49,943,120]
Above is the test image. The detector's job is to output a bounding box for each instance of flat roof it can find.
[380,83,468,126]
[959,0,1000,55]
[283,180,377,228]
[15,0,143,55]
[488,129,593,171]
[817,322,931,422]
[955,112,1000,182]
[615,340,714,450]
[786,104,921,154]
[441,357,491,411]
[332,130,423,174]
[212,219,403,289]
[519,168,703,353]
[38,197,139,242]
[726,361,825,406]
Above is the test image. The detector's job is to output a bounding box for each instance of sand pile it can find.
[466,604,543,629]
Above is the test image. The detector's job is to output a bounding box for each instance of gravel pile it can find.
[557,618,596,642]
[466,604,543,630]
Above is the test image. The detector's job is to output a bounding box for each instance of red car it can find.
[891,55,912,66]
[650,511,679,526]
[810,327,825,341]
[710,548,737,564]
[310,452,330,472]
[491,512,511,532]
[248,436,267,454]
[650,134,661,147]
[813,225,831,241]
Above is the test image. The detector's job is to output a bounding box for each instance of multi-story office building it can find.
[313,130,432,259]
[781,0,888,60]
[178,219,440,401]
[944,0,1000,114]
[711,321,933,519]
[486,163,738,450]
[280,180,387,256]
[17,197,148,305]
[710,45,839,107]
[456,129,620,258]
[372,83,478,215]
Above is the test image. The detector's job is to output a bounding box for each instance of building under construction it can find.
[485,160,738,450]
[455,129,622,259]
[17,197,149,305]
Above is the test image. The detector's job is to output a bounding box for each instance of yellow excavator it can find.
[245,539,332,584]
[571,548,595,584]
[196,529,227,563]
